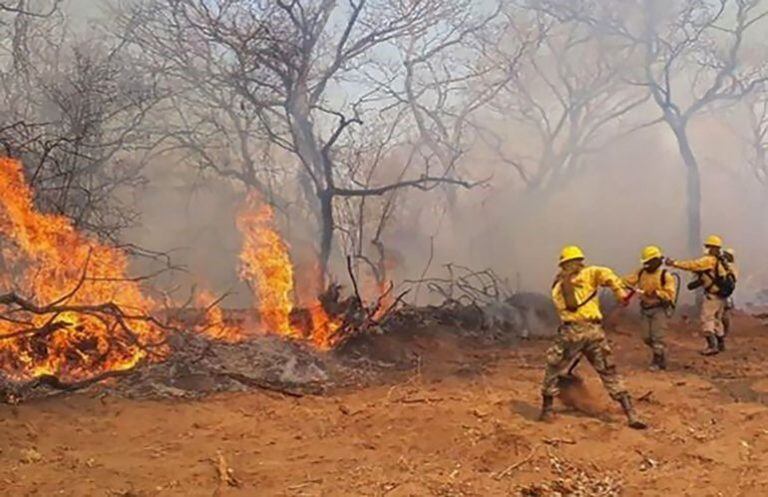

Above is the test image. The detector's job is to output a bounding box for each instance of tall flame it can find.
[0,157,165,382]
[236,192,298,337]
[236,191,340,349]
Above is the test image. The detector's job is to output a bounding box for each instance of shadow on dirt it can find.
[713,378,768,405]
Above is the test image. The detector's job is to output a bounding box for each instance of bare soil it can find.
[2,312,768,496]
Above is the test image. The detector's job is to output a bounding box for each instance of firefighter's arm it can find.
[623,271,640,287]
[592,267,630,302]
[669,256,715,273]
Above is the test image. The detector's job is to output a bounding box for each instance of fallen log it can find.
[1,366,141,403]
[212,369,310,398]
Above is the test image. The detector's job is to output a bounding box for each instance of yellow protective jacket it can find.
[552,266,628,323]
[624,267,676,309]
[672,255,732,295]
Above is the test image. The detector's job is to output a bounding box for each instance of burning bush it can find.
[0,157,355,391]
[0,157,167,383]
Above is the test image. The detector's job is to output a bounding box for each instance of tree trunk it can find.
[670,122,703,308]
[286,86,333,282]
[671,123,703,255]
[319,190,334,281]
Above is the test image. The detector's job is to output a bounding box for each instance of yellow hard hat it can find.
[559,245,585,265]
[704,235,723,248]
[641,245,663,263]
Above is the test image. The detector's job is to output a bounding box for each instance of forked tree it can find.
[117,0,500,279]
[533,0,768,253]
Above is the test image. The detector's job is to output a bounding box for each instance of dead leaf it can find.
[214,450,240,488]
[472,408,489,419]
[20,448,43,464]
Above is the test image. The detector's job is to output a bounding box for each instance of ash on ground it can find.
[1,297,554,403]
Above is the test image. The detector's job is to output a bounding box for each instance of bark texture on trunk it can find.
[671,123,703,256]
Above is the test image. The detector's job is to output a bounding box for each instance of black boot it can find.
[649,352,661,371]
[618,393,648,430]
[650,351,667,371]
[700,335,719,356]
[716,335,726,352]
[657,351,667,370]
[538,394,554,422]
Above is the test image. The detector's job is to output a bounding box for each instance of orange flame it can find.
[195,290,245,343]
[235,192,340,349]
[373,282,394,321]
[236,192,298,337]
[0,156,346,388]
[0,157,166,382]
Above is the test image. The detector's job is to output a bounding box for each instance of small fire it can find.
[362,254,395,321]
[236,192,340,349]
[0,157,166,382]
[195,290,245,343]
[373,281,394,320]
[307,302,340,349]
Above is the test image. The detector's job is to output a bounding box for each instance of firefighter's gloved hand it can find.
[620,293,632,307]
[664,257,675,266]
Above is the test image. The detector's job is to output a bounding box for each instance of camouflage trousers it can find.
[541,322,627,400]
[722,299,734,337]
[702,295,726,338]
[640,306,668,355]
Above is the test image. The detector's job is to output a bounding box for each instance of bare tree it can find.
[745,88,768,184]
[117,0,487,279]
[328,2,514,286]
[0,0,61,68]
[0,5,164,241]
[484,7,649,195]
[0,0,60,16]
[534,0,768,253]
[393,4,512,204]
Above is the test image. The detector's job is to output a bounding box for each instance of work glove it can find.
[620,292,633,307]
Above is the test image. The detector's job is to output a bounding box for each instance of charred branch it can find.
[333,175,485,198]
[0,291,168,351]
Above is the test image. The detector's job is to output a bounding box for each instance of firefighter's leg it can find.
[583,335,626,401]
[540,337,579,421]
[641,312,654,349]
[722,308,731,337]
[641,311,654,367]
[583,334,647,429]
[700,297,721,356]
[648,309,668,370]
[713,298,727,351]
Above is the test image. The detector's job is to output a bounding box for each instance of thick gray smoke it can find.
[6,0,768,309]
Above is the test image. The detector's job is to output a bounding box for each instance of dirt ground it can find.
[2,311,768,497]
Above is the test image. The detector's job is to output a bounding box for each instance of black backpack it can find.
[705,256,736,298]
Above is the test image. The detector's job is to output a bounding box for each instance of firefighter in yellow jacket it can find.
[540,245,647,429]
[666,235,735,355]
[624,246,677,371]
